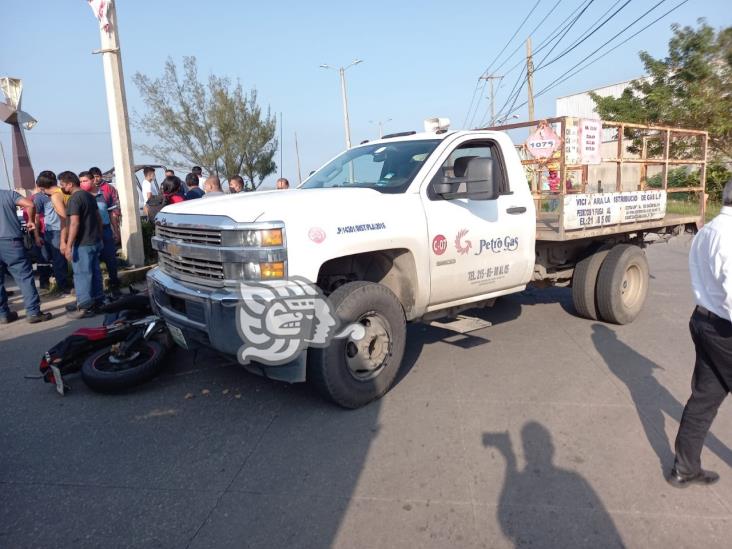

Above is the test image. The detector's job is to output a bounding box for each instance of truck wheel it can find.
[308,281,406,409]
[572,248,610,320]
[596,244,649,325]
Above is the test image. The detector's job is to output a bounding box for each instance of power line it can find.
[463,77,488,128]
[531,0,596,69]
[491,0,564,75]
[496,0,657,123]
[464,0,542,128]
[534,0,688,101]
[500,0,595,77]
[533,0,621,71]
[536,0,632,70]
[481,0,542,77]
[491,0,596,124]
[500,0,685,119]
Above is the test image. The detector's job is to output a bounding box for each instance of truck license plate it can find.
[167,324,188,349]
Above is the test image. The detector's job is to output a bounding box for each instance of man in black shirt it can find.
[59,171,104,318]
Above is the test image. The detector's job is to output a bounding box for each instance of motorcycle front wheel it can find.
[81,340,166,393]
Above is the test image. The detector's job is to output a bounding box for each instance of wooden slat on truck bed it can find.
[536,212,700,241]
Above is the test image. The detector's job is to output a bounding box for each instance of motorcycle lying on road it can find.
[39,291,172,395]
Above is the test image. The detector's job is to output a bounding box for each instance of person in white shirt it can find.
[668,180,732,488]
[140,166,160,209]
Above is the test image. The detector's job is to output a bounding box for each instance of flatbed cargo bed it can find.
[485,117,708,243]
[536,212,700,241]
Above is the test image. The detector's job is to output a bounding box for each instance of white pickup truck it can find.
[148,117,706,408]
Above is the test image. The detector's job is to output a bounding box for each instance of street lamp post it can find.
[369,118,392,138]
[320,60,362,149]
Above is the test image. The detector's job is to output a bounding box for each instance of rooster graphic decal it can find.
[455,229,472,255]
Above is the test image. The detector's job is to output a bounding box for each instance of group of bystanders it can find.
[0,165,291,322]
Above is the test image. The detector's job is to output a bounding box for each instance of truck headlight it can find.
[224,261,286,281]
[222,228,283,247]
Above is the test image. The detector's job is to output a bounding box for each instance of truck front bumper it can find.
[148,267,243,355]
[147,267,307,383]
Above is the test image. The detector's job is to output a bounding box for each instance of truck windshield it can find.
[301,139,441,193]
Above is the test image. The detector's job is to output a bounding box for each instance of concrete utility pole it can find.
[526,36,535,124]
[479,75,502,126]
[320,60,363,149]
[279,112,283,178]
[91,1,144,266]
[294,131,302,185]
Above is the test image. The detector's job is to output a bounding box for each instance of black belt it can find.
[695,305,730,324]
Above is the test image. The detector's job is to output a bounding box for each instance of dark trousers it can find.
[0,237,41,317]
[674,308,732,476]
[28,238,51,288]
[43,229,69,291]
[71,242,104,310]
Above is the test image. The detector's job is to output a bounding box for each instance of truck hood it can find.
[160,187,398,223]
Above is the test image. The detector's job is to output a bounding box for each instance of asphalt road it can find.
[1,235,730,548]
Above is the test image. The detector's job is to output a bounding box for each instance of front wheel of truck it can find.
[308,281,406,409]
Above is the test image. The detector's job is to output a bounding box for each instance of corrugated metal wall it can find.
[555,79,642,119]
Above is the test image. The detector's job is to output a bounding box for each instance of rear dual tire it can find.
[572,244,649,325]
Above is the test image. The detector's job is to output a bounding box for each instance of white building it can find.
[555,78,648,118]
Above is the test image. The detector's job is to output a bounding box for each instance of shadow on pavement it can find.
[1,291,523,547]
[590,323,732,473]
[514,285,576,316]
[394,295,523,386]
[0,315,384,548]
[483,422,625,548]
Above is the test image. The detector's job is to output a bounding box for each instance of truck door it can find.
[421,138,533,306]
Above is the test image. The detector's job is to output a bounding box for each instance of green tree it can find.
[591,22,732,158]
[133,56,277,187]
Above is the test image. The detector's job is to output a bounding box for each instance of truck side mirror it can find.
[465,157,499,200]
[434,179,461,195]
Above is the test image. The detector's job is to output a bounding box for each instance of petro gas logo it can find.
[475,235,519,255]
[432,234,447,255]
[454,229,472,255]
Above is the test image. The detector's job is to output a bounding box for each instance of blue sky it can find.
[1,0,729,190]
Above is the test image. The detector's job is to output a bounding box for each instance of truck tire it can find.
[81,340,166,393]
[308,281,406,409]
[596,244,649,325]
[571,248,610,320]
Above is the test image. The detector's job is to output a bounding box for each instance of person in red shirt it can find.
[144,176,185,221]
[161,176,185,205]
